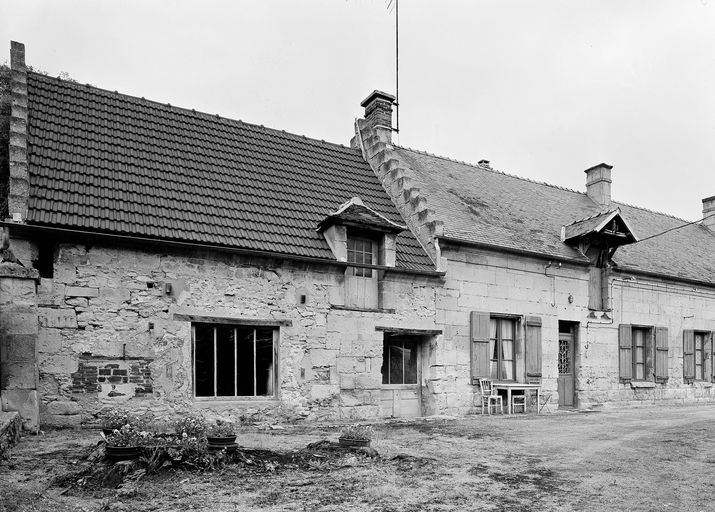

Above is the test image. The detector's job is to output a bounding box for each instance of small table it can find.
[492,382,541,414]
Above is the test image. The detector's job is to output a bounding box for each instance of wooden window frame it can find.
[192,323,279,400]
[347,236,378,278]
[620,324,669,384]
[490,315,518,382]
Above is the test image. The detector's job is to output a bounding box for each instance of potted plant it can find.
[104,423,149,460]
[338,424,374,448]
[99,408,149,437]
[206,419,237,451]
[174,414,207,438]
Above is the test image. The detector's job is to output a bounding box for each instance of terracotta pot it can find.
[105,445,140,460]
[338,437,371,448]
[207,435,237,451]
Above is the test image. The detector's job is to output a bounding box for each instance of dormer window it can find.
[317,197,407,310]
[347,236,377,277]
[561,208,638,311]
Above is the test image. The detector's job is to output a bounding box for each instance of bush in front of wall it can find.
[174,414,207,438]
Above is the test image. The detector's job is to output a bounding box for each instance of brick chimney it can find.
[584,163,612,207]
[8,41,29,221]
[360,90,395,144]
[702,195,715,231]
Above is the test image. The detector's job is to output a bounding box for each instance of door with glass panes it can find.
[380,334,421,417]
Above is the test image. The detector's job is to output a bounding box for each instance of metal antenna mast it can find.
[387,0,399,133]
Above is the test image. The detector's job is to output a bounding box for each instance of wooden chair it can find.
[479,378,503,415]
[512,392,527,413]
[527,377,552,413]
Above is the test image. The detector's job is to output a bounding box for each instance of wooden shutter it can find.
[470,311,490,383]
[618,324,633,382]
[704,332,713,383]
[654,327,669,383]
[683,330,695,383]
[524,316,542,378]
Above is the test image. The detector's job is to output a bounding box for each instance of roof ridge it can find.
[564,208,619,227]
[27,71,358,155]
[395,145,584,195]
[611,199,690,224]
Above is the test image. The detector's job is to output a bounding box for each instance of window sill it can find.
[630,381,656,389]
[194,396,278,404]
[331,305,395,314]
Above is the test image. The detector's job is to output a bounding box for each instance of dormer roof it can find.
[317,197,407,234]
[561,209,638,245]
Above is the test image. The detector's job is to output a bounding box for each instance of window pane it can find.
[194,324,215,397]
[502,358,514,380]
[216,326,236,396]
[635,362,644,380]
[502,339,514,360]
[255,328,274,396]
[389,343,404,384]
[237,327,256,396]
[634,346,644,364]
[404,342,418,384]
[490,318,497,339]
[500,319,513,340]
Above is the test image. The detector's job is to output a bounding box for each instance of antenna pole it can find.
[395,0,399,133]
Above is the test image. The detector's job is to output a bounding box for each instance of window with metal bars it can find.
[192,324,277,398]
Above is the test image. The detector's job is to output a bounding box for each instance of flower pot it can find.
[207,435,238,451]
[338,437,371,448]
[105,445,140,460]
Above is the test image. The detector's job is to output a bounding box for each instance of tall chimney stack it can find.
[584,163,613,207]
[702,195,715,231]
[360,90,395,144]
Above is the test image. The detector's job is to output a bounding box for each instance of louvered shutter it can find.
[654,327,669,383]
[525,316,542,378]
[683,330,695,383]
[470,311,490,383]
[618,324,633,382]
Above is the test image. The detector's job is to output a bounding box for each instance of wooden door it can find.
[380,335,421,418]
[557,330,575,408]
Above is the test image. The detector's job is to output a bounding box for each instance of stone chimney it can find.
[360,90,395,144]
[702,195,715,231]
[8,41,29,221]
[584,163,612,207]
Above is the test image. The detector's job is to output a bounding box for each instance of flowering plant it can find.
[100,408,149,431]
[174,414,207,437]
[339,424,374,441]
[105,423,151,447]
[207,419,236,437]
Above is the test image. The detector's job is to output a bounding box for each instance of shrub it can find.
[339,424,374,441]
[174,414,207,438]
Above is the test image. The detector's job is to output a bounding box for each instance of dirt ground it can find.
[1,404,714,512]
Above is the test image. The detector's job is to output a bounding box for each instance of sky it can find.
[2,0,714,221]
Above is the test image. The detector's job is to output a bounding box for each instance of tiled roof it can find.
[394,147,715,285]
[24,73,435,272]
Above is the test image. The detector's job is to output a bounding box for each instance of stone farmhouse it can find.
[1,41,714,430]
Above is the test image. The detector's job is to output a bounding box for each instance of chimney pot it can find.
[702,195,715,231]
[360,90,395,144]
[584,163,613,207]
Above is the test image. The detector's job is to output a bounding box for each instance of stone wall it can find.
[22,240,439,426]
[0,262,40,430]
[433,243,715,411]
